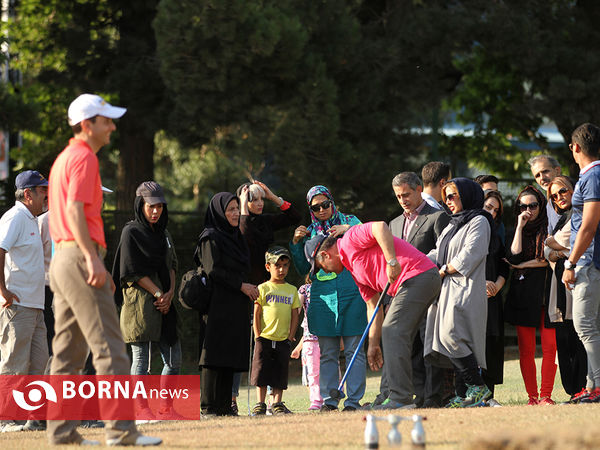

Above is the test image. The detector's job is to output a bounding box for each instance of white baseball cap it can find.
[68,94,127,126]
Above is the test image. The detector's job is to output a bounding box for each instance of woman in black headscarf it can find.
[194,192,258,416]
[505,185,556,406]
[113,181,180,419]
[425,178,493,408]
[481,190,509,407]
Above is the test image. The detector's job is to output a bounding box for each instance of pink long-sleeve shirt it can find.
[337,222,436,300]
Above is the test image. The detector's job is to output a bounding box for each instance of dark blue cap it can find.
[15,170,48,189]
[304,233,328,276]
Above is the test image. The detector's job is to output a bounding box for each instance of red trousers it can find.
[516,310,557,399]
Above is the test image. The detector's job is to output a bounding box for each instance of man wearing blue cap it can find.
[0,170,49,433]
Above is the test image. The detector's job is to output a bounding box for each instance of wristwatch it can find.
[564,260,576,271]
[387,258,398,267]
[154,290,163,298]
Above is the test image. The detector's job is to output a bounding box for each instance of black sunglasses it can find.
[518,202,539,211]
[310,200,332,212]
[550,187,569,202]
[445,193,459,202]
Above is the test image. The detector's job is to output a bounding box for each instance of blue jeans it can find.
[130,337,182,376]
[318,335,366,409]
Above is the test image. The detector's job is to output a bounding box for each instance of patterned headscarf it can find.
[306,185,358,237]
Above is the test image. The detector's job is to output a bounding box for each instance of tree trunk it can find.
[113,0,164,211]
[116,121,154,211]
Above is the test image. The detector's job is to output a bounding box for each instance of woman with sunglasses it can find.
[289,185,367,412]
[481,190,509,407]
[544,176,589,402]
[425,178,493,408]
[505,185,556,405]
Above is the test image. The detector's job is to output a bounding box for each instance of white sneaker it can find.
[487,398,502,407]
[106,434,162,446]
[135,419,162,425]
[1,421,24,432]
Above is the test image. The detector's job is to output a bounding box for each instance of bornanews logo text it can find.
[0,375,200,420]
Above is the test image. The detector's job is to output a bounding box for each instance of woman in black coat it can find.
[481,190,509,407]
[237,181,300,285]
[194,192,258,416]
[231,181,300,412]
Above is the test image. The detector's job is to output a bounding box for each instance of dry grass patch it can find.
[1,354,595,449]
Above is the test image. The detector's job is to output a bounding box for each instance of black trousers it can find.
[556,320,588,396]
[201,366,234,415]
[450,353,484,398]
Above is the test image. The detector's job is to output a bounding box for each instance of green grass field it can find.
[3,351,599,449]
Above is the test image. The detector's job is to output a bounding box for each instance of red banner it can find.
[0,375,200,420]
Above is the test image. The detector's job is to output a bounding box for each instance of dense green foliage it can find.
[4,0,600,217]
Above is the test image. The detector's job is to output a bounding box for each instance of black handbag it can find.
[178,266,212,314]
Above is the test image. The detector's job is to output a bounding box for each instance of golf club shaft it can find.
[336,281,391,394]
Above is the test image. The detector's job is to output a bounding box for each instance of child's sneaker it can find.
[486,398,502,407]
[308,404,321,411]
[462,384,491,407]
[272,402,293,415]
[251,402,267,416]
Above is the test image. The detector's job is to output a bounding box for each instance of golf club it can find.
[330,281,391,401]
[247,315,254,416]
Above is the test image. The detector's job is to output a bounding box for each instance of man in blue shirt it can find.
[563,122,600,403]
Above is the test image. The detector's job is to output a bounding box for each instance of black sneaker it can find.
[230,400,239,416]
[342,406,356,412]
[272,402,293,415]
[320,404,338,412]
[251,402,267,416]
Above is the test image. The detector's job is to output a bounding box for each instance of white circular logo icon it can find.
[12,381,58,411]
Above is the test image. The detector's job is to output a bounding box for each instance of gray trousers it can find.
[48,246,138,445]
[381,268,441,404]
[572,264,600,388]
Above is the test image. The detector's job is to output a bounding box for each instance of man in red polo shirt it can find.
[47,94,161,446]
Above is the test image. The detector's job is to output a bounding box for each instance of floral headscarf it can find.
[306,185,358,237]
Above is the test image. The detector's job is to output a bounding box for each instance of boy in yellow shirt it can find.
[251,246,300,415]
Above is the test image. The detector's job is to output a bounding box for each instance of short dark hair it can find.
[392,172,422,190]
[571,123,600,157]
[71,115,97,135]
[421,162,450,186]
[475,174,499,186]
[484,190,504,223]
[319,235,340,254]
